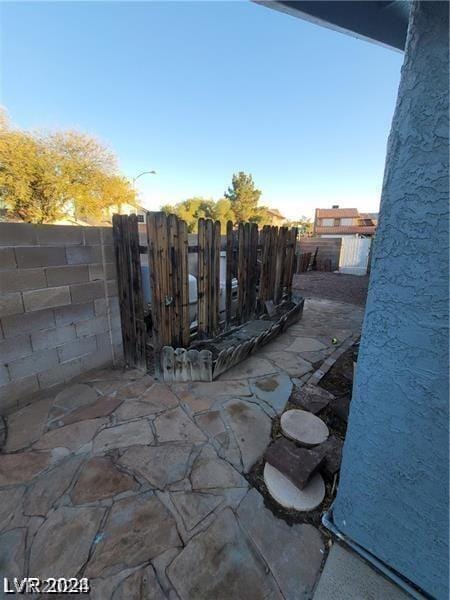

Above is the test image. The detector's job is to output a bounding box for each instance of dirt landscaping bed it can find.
[293,271,369,307]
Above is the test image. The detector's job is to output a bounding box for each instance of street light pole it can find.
[132,170,157,186]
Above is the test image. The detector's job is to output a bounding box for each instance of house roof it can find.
[316,208,359,219]
[266,208,286,219]
[315,225,376,235]
[359,212,379,221]
[254,1,410,52]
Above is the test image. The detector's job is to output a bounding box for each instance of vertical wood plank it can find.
[113,214,131,366]
[168,214,180,347]
[212,220,221,335]
[197,218,207,338]
[178,218,190,347]
[205,219,213,335]
[225,220,233,328]
[237,223,245,324]
[128,214,147,370]
[248,223,258,318]
[147,212,161,353]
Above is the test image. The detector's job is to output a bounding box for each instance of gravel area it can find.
[293,271,369,307]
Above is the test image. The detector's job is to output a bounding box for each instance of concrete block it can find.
[0,248,17,269]
[57,335,97,362]
[103,245,115,262]
[88,263,104,281]
[15,246,67,268]
[1,309,55,337]
[45,265,89,286]
[31,324,77,351]
[54,302,94,327]
[36,225,83,246]
[100,227,113,244]
[81,342,113,370]
[70,281,105,303]
[0,375,39,411]
[0,222,37,246]
[9,348,58,379]
[88,262,117,281]
[0,334,33,363]
[0,293,24,318]
[76,316,109,338]
[82,227,101,245]
[94,298,107,316]
[23,286,71,312]
[66,245,102,265]
[106,279,118,297]
[0,268,47,292]
[38,357,84,388]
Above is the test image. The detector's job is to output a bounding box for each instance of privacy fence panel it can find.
[197,218,221,338]
[146,212,190,352]
[112,214,146,370]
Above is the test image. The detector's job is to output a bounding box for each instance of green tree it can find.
[286,216,313,236]
[0,113,137,224]
[224,171,262,223]
[161,197,217,232]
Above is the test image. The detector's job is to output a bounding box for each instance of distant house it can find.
[265,208,286,227]
[313,205,378,238]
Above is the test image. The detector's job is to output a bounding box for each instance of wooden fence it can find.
[113,212,298,370]
[112,214,147,370]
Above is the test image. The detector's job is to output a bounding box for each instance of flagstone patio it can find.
[0,298,364,599]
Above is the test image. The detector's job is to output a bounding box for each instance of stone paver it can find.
[52,383,98,413]
[219,356,278,380]
[190,445,247,490]
[264,463,326,511]
[171,491,223,531]
[0,450,52,486]
[0,528,26,579]
[119,443,192,489]
[30,505,105,579]
[313,544,411,600]
[154,406,206,444]
[24,454,83,516]
[224,398,272,472]
[114,384,178,421]
[237,489,324,599]
[0,296,363,599]
[167,508,282,600]
[71,456,138,504]
[289,383,334,414]
[111,565,166,600]
[93,420,154,453]
[35,418,107,452]
[86,493,181,578]
[48,396,122,429]
[281,409,329,447]
[5,398,52,451]
[265,437,325,489]
[249,371,293,415]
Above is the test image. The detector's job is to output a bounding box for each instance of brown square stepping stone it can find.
[265,438,325,490]
[289,384,334,414]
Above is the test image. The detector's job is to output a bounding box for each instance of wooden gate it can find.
[113,211,301,379]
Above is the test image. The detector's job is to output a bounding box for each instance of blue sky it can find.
[1,1,404,219]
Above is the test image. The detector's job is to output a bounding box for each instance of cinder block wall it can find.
[0,222,123,414]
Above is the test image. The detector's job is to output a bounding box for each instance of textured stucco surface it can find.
[333,2,449,599]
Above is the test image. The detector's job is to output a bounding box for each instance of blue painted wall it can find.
[333,2,449,598]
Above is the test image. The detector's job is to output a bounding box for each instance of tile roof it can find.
[315,225,376,235]
[316,208,359,218]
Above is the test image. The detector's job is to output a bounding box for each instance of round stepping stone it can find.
[264,463,325,511]
[281,409,329,447]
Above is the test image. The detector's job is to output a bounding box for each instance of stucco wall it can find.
[0,223,123,414]
[333,2,449,598]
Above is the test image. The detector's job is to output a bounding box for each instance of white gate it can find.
[339,237,371,276]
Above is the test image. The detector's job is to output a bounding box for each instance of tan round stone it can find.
[280,409,329,447]
[263,463,325,511]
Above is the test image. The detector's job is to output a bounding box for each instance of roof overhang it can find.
[254,1,410,52]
